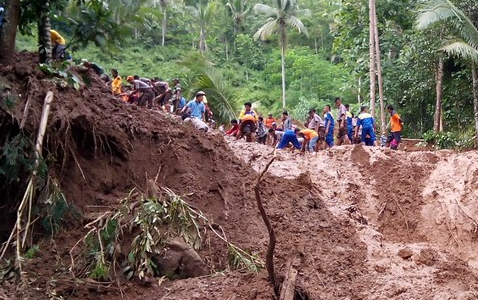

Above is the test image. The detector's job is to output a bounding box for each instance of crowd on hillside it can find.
[51,29,403,152]
[223,99,403,153]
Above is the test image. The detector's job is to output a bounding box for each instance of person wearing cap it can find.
[355,105,377,146]
[281,111,292,131]
[181,91,206,121]
[172,78,182,113]
[111,69,122,96]
[153,81,172,111]
[323,105,335,148]
[334,97,351,145]
[127,75,155,109]
[50,29,66,60]
[265,113,275,128]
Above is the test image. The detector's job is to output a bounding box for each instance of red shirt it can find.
[226,124,239,135]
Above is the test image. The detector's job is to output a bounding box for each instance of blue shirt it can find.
[324,112,335,131]
[178,97,186,109]
[357,112,375,129]
[346,111,353,127]
[187,100,205,119]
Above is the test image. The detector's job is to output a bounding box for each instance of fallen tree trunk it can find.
[279,258,299,300]
[254,155,277,288]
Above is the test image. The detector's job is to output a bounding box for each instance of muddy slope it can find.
[0,52,374,300]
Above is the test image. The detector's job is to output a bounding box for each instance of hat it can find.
[81,59,88,63]
[126,75,134,81]
[196,91,206,96]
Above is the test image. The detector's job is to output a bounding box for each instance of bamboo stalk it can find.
[0,91,55,272]
[22,91,54,248]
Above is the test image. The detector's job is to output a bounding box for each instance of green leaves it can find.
[39,63,81,90]
[0,134,35,183]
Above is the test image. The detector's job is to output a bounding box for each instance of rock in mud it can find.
[398,248,414,259]
[154,237,208,279]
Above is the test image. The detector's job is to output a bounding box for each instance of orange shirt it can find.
[390,112,402,132]
[301,129,318,140]
[241,114,255,122]
[265,117,275,128]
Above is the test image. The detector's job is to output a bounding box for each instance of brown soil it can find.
[1,52,477,300]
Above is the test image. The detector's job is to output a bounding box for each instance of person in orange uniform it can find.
[386,105,403,150]
[265,113,275,128]
[298,129,319,153]
[111,69,122,96]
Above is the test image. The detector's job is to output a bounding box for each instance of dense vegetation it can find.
[8,0,478,143]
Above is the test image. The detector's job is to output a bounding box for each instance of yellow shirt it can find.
[50,30,66,45]
[112,76,122,95]
[238,109,258,121]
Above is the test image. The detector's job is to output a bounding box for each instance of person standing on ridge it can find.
[355,105,377,146]
[335,97,351,145]
[282,111,292,131]
[265,113,275,128]
[239,102,258,120]
[345,104,354,142]
[172,78,182,113]
[386,105,403,150]
[323,105,335,148]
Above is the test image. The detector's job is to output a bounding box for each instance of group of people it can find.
[224,98,404,153]
[48,29,404,149]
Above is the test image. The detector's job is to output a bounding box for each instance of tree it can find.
[417,0,478,144]
[187,1,217,53]
[368,0,376,118]
[37,0,52,63]
[226,0,250,35]
[0,0,21,65]
[253,0,309,109]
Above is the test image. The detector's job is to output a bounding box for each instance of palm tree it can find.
[187,2,217,53]
[417,0,478,144]
[253,0,309,109]
[226,0,251,35]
